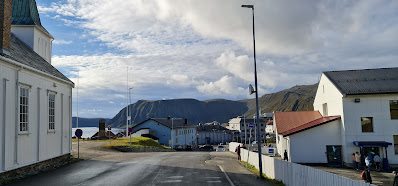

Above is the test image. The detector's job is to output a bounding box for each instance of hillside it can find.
[108,99,249,128]
[244,83,318,117]
[107,83,319,128]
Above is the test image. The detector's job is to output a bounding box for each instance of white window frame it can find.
[48,91,56,131]
[19,85,30,133]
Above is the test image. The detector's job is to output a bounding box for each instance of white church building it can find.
[275,67,398,167]
[0,0,74,173]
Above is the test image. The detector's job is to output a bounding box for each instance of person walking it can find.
[365,156,372,169]
[284,150,289,161]
[355,152,361,170]
[352,153,357,169]
[373,154,381,171]
[235,144,241,161]
[393,171,398,186]
[365,166,372,184]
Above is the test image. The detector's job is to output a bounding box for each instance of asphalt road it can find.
[9,152,234,186]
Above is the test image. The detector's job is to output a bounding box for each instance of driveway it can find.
[8,141,271,186]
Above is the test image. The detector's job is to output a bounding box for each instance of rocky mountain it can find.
[107,83,319,128]
[108,99,249,128]
[244,83,318,117]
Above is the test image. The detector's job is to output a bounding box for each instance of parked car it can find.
[175,145,183,151]
[199,145,213,151]
[186,145,192,151]
[216,146,225,152]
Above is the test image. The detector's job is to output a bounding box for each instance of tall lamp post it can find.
[129,87,133,147]
[242,4,263,179]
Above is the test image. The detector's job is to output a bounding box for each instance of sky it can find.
[36,0,398,118]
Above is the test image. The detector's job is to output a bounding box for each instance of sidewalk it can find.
[207,151,274,186]
[310,166,394,186]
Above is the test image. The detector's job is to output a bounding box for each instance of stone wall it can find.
[0,154,71,184]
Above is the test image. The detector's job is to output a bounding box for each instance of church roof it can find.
[0,33,73,85]
[11,0,52,37]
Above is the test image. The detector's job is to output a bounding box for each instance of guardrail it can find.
[229,142,374,186]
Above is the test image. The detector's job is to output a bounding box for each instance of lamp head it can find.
[241,5,253,9]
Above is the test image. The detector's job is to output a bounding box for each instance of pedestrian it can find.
[365,156,372,168]
[365,166,372,184]
[355,152,361,170]
[374,154,381,171]
[352,153,357,169]
[235,145,241,161]
[284,150,288,161]
[393,171,398,186]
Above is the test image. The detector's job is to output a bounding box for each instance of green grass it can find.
[104,137,167,149]
[240,161,285,186]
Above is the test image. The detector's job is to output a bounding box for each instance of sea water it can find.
[72,127,125,138]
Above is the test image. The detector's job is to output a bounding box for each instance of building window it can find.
[19,86,29,132]
[175,130,178,136]
[323,103,328,116]
[390,100,398,119]
[49,93,55,130]
[176,138,178,143]
[361,117,373,132]
[394,135,398,154]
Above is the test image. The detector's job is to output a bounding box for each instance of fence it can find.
[229,142,374,186]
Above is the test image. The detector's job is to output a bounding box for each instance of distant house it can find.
[265,120,274,134]
[132,118,197,148]
[275,67,398,167]
[0,0,74,173]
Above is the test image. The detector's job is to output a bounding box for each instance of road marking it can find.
[161,180,182,183]
[218,165,235,186]
[167,176,184,179]
[207,180,222,183]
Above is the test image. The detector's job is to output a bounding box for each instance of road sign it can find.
[128,128,133,133]
[249,123,255,128]
[75,129,83,138]
[268,148,274,154]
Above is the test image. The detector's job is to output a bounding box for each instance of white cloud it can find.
[196,76,246,97]
[53,39,73,45]
[40,0,398,118]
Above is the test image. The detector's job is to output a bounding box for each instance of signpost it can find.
[246,124,254,169]
[75,129,83,159]
[108,125,111,145]
[128,127,133,148]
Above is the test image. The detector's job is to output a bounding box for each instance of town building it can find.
[196,125,237,145]
[275,67,398,167]
[132,118,197,149]
[0,0,74,173]
[227,117,267,144]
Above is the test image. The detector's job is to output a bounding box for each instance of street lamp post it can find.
[171,118,174,149]
[212,129,216,145]
[242,4,263,179]
[129,87,133,148]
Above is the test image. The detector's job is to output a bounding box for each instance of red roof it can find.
[281,116,341,136]
[266,120,273,125]
[274,111,322,134]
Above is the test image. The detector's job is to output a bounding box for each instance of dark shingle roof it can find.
[323,67,398,95]
[0,34,73,84]
[139,118,196,129]
[11,0,52,37]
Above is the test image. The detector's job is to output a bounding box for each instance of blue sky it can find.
[35,0,398,118]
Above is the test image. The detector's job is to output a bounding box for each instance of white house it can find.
[275,67,398,167]
[0,0,74,173]
[132,118,197,149]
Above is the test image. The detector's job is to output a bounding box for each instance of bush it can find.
[266,138,276,143]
